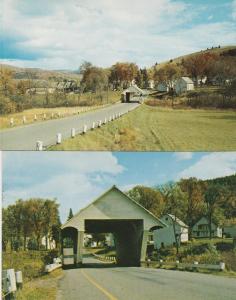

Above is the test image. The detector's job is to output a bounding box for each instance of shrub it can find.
[0,96,17,114]
[42,249,60,265]
[183,242,217,256]
[215,241,234,252]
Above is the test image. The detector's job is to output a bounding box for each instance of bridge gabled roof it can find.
[62,185,166,231]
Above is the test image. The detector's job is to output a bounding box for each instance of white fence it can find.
[93,253,116,263]
[148,260,225,271]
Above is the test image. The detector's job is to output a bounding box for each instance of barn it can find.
[175,77,194,94]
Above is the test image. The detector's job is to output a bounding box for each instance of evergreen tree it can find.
[67,208,74,221]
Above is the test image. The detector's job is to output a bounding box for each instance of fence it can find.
[145,260,225,271]
[35,104,139,150]
[93,253,116,263]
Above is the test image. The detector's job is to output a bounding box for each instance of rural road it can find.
[0,102,140,150]
[57,256,236,300]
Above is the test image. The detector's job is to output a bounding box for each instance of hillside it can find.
[205,174,236,191]
[0,63,82,82]
[155,45,236,68]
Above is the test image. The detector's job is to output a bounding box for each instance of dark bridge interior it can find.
[85,219,144,267]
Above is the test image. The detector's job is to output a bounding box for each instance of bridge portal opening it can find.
[84,219,144,267]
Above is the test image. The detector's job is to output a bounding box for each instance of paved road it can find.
[57,256,236,300]
[0,102,139,150]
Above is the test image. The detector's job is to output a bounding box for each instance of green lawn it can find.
[50,104,236,151]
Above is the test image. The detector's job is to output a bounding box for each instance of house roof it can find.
[62,185,167,229]
[165,214,189,228]
[122,85,144,95]
[181,77,194,84]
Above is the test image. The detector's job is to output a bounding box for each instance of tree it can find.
[127,185,165,217]
[67,208,74,221]
[204,184,226,239]
[0,67,15,96]
[81,64,108,93]
[154,64,181,90]
[179,178,205,239]
[160,183,187,254]
[109,62,139,89]
[182,53,217,85]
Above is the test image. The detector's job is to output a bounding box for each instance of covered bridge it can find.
[121,85,144,103]
[61,185,165,267]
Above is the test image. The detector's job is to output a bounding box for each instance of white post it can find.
[56,133,62,144]
[98,120,102,127]
[104,117,107,124]
[112,114,115,120]
[15,271,23,289]
[36,141,43,151]
[10,118,14,126]
[83,125,87,134]
[23,116,26,124]
[43,113,46,120]
[71,128,75,138]
[109,116,112,122]
[176,260,179,268]
[58,112,61,118]
[220,262,225,271]
[92,122,95,130]
[34,114,37,121]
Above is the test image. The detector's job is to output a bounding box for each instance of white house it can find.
[175,77,194,94]
[41,235,56,250]
[148,80,155,89]
[153,214,189,249]
[192,216,223,238]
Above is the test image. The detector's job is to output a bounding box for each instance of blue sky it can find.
[2,152,236,222]
[0,0,236,69]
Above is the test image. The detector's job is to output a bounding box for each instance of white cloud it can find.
[3,0,235,69]
[176,152,236,180]
[174,152,193,161]
[232,0,236,20]
[2,152,124,222]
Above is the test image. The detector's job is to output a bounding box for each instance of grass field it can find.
[50,104,236,151]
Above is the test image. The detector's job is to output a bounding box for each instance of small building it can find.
[175,77,194,94]
[223,220,236,238]
[148,80,155,89]
[192,216,222,238]
[157,82,169,92]
[121,85,144,102]
[153,214,188,249]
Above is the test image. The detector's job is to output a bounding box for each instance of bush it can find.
[183,242,217,256]
[27,238,38,250]
[42,249,60,265]
[215,241,233,252]
[0,96,17,114]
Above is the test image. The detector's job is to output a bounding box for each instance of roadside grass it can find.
[16,269,63,300]
[0,91,121,129]
[50,104,236,151]
[149,238,236,278]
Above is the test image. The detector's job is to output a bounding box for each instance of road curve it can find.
[57,256,236,300]
[0,102,139,150]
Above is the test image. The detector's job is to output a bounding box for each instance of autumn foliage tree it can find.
[182,53,217,84]
[2,198,61,251]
